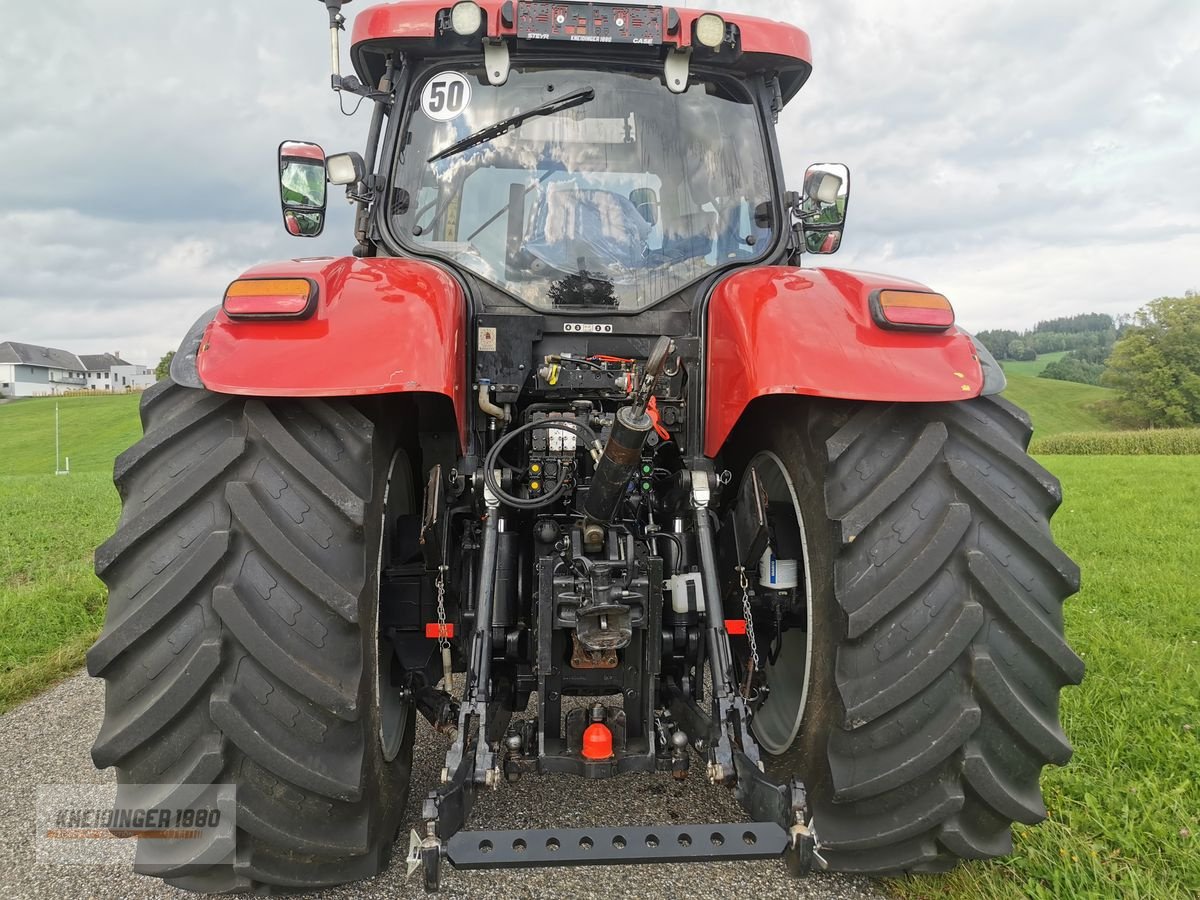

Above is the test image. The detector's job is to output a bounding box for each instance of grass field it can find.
[0,394,140,709]
[1003,373,1114,437]
[998,353,1115,438]
[0,393,142,476]
[1002,350,1067,378]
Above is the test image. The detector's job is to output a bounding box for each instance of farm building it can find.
[0,341,154,397]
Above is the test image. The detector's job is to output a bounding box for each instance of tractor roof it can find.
[350,1,812,103]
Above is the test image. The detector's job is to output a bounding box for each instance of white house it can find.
[0,341,88,397]
[79,353,156,392]
[0,342,156,397]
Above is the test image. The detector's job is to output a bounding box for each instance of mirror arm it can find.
[351,54,400,253]
[768,74,783,124]
[333,75,394,105]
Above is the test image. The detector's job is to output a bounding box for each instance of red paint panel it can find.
[705,267,986,457]
[724,619,748,636]
[351,2,811,63]
[426,623,456,639]
[198,257,468,451]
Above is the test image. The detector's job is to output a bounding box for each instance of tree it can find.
[1005,339,1036,361]
[1040,356,1105,386]
[1103,294,1200,427]
[155,350,175,381]
[1033,313,1114,334]
[975,329,1020,360]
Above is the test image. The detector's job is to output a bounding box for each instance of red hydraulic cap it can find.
[582,723,614,761]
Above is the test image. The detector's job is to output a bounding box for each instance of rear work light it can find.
[450,1,483,36]
[695,13,727,48]
[223,278,318,320]
[870,290,955,331]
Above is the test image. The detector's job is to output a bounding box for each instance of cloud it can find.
[754,0,1200,328]
[1,0,1197,362]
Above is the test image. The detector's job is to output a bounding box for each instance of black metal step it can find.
[446,822,789,869]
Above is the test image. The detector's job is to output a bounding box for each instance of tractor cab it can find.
[281,0,849,307]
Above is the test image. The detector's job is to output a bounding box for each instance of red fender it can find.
[705,267,985,457]
[197,256,468,451]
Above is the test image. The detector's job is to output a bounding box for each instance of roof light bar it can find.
[871,290,956,331]
[223,278,318,320]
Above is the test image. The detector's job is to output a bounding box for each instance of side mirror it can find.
[798,162,849,255]
[279,140,328,238]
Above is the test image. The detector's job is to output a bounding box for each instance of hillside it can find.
[1001,350,1067,378]
[1003,374,1113,436]
[0,394,143,476]
[999,355,1114,438]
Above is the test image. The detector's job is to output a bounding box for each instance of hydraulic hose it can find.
[482,417,601,511]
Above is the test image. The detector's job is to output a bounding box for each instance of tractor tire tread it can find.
[90,380,412,894]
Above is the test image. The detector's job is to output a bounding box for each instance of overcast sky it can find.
[1,0,1197,365]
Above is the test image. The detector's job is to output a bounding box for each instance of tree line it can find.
[975,292,1200,427]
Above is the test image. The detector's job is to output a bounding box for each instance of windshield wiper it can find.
[427,88,596,163]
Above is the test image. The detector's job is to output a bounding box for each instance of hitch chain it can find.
[435,565,452,688]
[736,565,760,695]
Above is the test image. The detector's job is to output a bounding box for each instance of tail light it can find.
[870,290,955,331]
[223,278,318,320]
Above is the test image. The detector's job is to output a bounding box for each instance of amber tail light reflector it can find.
[871,290,955,331]
[223,278,317,319]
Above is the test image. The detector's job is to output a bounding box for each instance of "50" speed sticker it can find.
[421,72,471,122]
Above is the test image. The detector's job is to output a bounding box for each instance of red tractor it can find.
[90,0,1083,892]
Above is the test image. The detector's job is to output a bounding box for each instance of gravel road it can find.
[0,673,886,900]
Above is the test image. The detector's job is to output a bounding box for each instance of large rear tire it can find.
[88,380,415,892]
[734,395,1083,873]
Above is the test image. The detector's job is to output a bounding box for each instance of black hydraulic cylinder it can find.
[583,405,653,529]
[493,529,520,629]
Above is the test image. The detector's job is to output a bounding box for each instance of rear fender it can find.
[705,267,993,456]
[180,257,468,450]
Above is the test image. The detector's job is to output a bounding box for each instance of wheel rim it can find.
[378,639,407,761]
[376,449,412,762]
[746,451,815,755]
